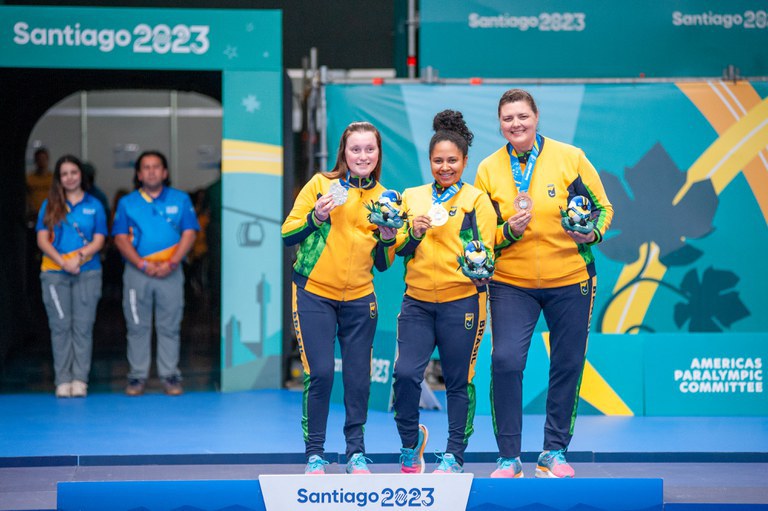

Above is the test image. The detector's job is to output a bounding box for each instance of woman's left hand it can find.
[564,229,596,244]
[472,277,492,287]
[378,225,398,240]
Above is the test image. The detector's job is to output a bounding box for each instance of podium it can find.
[58,476,663,511]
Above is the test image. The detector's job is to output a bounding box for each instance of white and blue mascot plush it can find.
[457,240,495,280]
[560,195,596,235]
[366,189,408,229]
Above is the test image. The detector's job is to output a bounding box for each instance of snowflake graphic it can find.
[223,45,238,60]
[242,95,261,113]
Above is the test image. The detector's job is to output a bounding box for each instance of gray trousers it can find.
[122,264,184,380]
[40,270,102,385]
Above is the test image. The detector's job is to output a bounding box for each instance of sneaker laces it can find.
[497,457,518,469]
[348,453,372,470]
[434,452,458,471]
[306,455,329,472]
[544,449,567,465]
[399,447,417,466]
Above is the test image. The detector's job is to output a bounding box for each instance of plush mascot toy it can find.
[366,189,408,229]
[457,240,495,280]
[560,195,596,235]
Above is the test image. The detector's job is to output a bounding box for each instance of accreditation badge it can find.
[428,203,449,226]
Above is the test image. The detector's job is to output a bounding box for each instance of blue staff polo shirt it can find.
[36,193,108,273]
[111,186,200,261]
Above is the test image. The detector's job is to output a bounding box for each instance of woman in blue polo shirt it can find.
[36,155,107,398]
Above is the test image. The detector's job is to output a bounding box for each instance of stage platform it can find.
[1,389,766,510]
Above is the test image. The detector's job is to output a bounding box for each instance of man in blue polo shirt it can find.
[112,150,199,396]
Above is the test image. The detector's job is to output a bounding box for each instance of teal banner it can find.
[0,6,280,70]
[419,0,768,78]
[644,334,766,416]
[326,80,768,415]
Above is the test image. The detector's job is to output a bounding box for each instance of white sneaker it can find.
[71,380,88,397]
[55,382,72,398]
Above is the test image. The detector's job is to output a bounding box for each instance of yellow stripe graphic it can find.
[222,139,283,176]
[601,242,667,334]
[673,95,768,205]
[678,81,768,222]
[291,283,310,374]
[542,332,632,416]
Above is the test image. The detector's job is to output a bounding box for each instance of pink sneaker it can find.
[535,449,575,478]
[490,457,524,478]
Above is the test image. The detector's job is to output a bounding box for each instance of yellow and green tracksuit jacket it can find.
[387,182,496,303]
[474,136,613,289]
[281,172,392,301]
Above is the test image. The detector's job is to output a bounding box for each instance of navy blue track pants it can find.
[392,291,487,465]
[489,277,596,458]
[292,284,377,460]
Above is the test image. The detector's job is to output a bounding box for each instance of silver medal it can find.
[329,181,348,205]
[428,204,449,227]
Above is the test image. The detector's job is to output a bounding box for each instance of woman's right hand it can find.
[314,193,337,222]
[507,210,532,237]
[61,257,81,275]
[411,215,432,238]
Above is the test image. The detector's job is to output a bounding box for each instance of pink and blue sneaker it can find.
[433,453,463,474]
[400,424,429,473]
[490,456,524,478]
[305,454,329,475]
[346,453,372,474]
[535,449,575,478]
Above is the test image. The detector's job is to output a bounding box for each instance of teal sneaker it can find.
[346,453,372,474]
[305,454,329,475]
[432,453,463,474]
[535,449,575,478]
[400,423,429,473]
[490,457,524,478]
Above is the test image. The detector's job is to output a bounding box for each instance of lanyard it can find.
[507,133,543,193]
[342,171,375,189]
[139,188,180,233]
[64,201,90,246]
[431,181,463,205]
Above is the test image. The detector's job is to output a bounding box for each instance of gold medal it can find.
[513,192,533,212]
[428,204,449,227]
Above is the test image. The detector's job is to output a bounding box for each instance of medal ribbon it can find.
[338,171,352,189]
[507,133,543,193]
[431,180,463,205]
[341,171,375,189]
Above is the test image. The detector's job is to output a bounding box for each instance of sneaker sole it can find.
[535,467,573,478]
[415,425,429,474]
[491,470,524,478]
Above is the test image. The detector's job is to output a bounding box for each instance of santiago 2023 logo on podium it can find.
[259,473,473,511]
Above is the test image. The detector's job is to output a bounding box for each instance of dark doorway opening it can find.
[1,68,223,394]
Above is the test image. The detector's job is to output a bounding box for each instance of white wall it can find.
[26,90,223,211]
